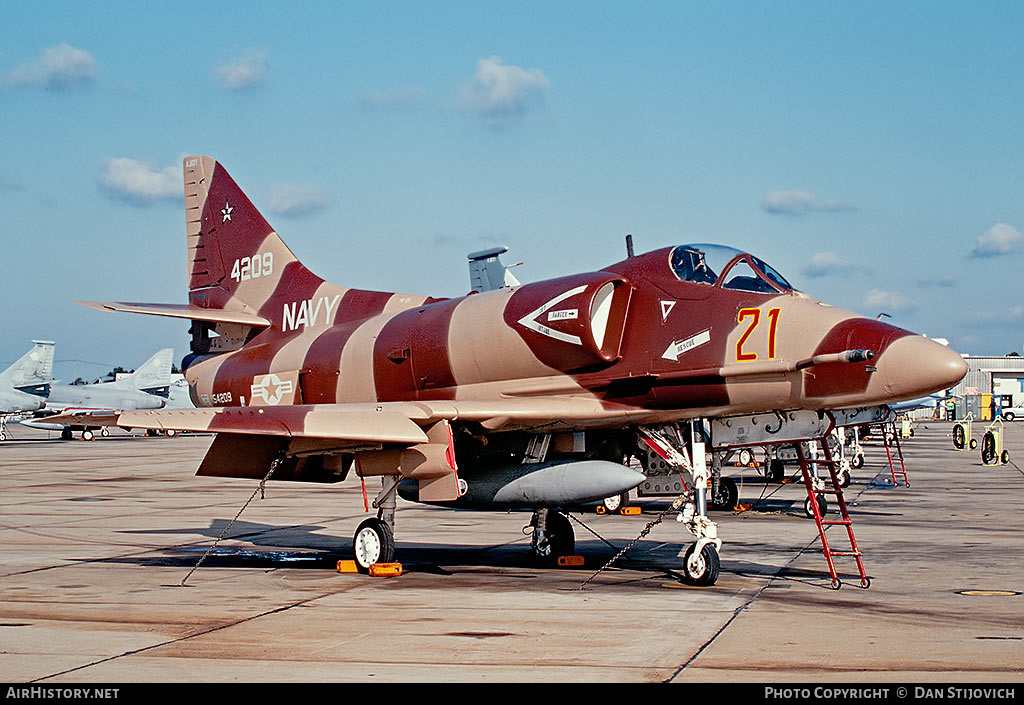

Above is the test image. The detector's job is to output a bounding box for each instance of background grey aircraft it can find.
[25,348,173,440]
[0,341,55,440]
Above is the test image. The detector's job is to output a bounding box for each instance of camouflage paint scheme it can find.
[78,156,967,503]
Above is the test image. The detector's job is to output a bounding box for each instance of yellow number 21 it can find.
[736,307,781,361]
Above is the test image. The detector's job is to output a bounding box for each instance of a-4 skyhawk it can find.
[25,348,173,440]
[74,156,967,585]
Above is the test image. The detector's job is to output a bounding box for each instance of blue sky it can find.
[2,1,1022,380]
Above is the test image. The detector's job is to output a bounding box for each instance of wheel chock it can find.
[619,506,641,516]
[557,555,585,568]
[336,560,359,573]
[369,562,403,577]
[595,505,607,515]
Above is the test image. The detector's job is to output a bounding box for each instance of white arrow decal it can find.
[518,285,587,345]
[662,329,711,361]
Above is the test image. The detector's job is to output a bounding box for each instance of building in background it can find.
[946,355,1024,421]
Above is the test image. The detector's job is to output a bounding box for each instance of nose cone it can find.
[876,336,967,402]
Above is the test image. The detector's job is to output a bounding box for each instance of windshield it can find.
[669,244,794,293]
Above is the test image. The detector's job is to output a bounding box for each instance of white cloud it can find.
[99,158,180,205]
[215,48,268,91]
[7,43,97,90]
[802,251,867,278]
[864,288,916,314]
[266,183,328,217]
[971,223,1023,258]
[762,189,854,215]
[457,56,549,125]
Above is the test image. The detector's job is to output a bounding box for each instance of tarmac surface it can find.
[1,420,1022,683]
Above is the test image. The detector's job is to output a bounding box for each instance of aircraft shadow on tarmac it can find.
[106,517,681,574]
[93,515,856,589]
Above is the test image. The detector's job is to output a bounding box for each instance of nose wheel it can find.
[682,542,720,586]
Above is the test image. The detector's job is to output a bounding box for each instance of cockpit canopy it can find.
[669,244,795,294]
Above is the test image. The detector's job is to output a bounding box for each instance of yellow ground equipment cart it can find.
[980,420,1010,466]
[952,414,977,451]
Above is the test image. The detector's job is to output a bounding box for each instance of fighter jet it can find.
[72,156,967,584]
[0,341,54,440]
[26,348,172,440]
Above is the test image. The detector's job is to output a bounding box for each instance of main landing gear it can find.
[352,476,400,572]
[353,517,395,569]
[529,508,575,563]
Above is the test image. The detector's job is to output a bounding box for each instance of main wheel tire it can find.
[602,492,629,513]
[767,459,785,483]
[682,543,720,586]
[82,430,94,441]
[61,428,73,440]
[1001,450,1010,465]
[710,476,738,511]
[531,511,575,562]
[353,518,395,571]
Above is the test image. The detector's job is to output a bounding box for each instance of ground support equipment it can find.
[795,438,870,590]
[981,420,1011,466]
[882,421,910,487]
[711,407,882,589]
[952,414,977,451]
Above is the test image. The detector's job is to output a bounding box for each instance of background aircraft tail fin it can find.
[0,341,55,389]
[126,348,173,392]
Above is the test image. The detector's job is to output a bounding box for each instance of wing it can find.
[57,399,656,499]
[114,398,656,438]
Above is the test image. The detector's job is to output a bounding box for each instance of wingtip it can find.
[75,300,116,313]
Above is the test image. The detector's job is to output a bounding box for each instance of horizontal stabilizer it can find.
[76,301,270,327]
[27,409,120,427]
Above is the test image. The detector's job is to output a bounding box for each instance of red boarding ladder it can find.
[795,439,870,589]
[883,422,910,487]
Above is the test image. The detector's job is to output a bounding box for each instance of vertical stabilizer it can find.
[183,156,309,314]
[468,246,521,293]
[123,348,173,392]
[0,341,55,389]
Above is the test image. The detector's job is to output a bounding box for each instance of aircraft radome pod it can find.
[69,156,967,583]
